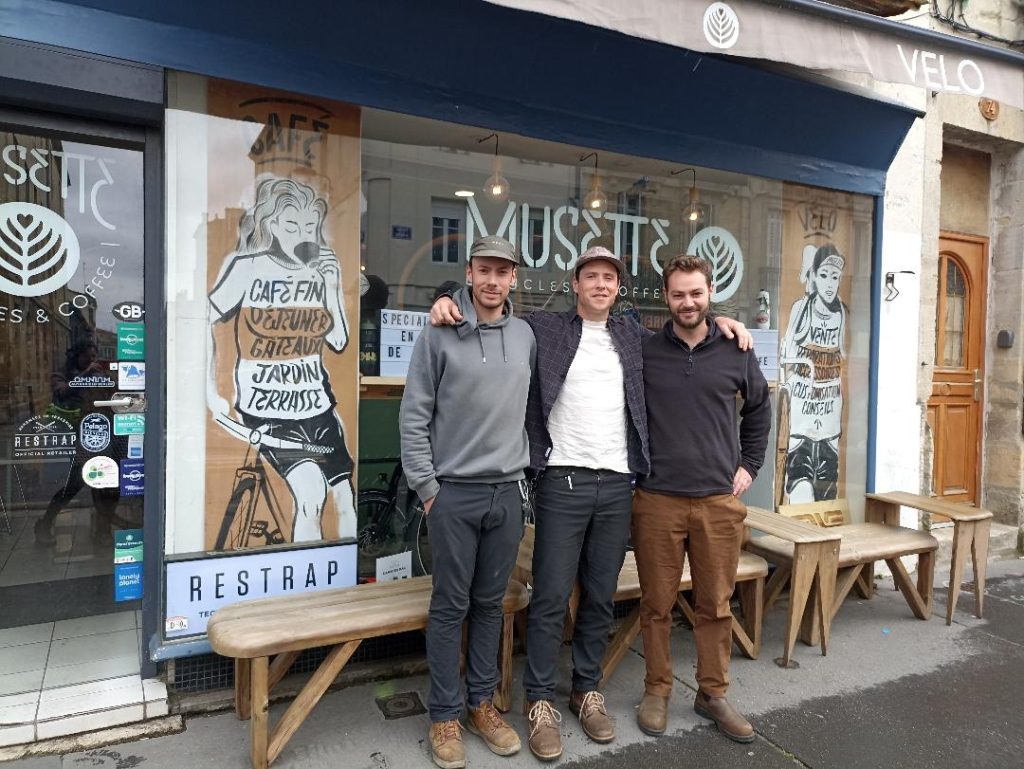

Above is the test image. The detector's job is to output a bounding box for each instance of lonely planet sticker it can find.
[117,322,145,361]
[119,459,144,496]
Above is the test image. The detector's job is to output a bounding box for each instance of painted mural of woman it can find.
[779,244,848,503]
[207,176,356,543]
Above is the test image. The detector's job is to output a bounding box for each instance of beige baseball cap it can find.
[575,246,626,279]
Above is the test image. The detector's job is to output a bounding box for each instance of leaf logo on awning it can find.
[703,2,740,50]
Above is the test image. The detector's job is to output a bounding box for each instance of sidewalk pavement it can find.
[6,557,1024,769]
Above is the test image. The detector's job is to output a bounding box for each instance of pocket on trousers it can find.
[727,493,747,522]
[428,482,446,515]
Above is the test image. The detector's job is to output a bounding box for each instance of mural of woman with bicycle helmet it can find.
[207,176,356,544]
[779,243,848,504]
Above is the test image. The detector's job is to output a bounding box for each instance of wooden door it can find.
[927,234,987,506]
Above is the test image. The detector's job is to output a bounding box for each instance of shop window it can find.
[430,201,463,264]
[356,110,875,520]
[163,73,363,640]
[163,79,876,638]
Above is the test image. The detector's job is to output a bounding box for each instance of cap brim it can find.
[470,250,519,263]
[576,255,626,277]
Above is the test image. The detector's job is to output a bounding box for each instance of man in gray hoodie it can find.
[400,235,536,769]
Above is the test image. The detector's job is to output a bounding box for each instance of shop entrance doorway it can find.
[927,233,987,510]
[0,113,146,631]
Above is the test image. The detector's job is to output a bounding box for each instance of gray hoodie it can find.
[400,287,536,503]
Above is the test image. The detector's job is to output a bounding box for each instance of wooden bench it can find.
[866,491,994,624]
[745,500,939,655]
[509,524,770,686]
[743,507,842,668]
[208,575,529,769]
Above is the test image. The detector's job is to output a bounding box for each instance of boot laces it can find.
[435,719,462,742]
[579,690,607,718]
[527,701,562,738]
[476,701,508,730]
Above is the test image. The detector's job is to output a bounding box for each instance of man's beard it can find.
[675,307,707,329]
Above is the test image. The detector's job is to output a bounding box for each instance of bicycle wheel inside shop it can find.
[0,113,147,674]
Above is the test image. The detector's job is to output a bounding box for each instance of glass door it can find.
[0,119,145,627]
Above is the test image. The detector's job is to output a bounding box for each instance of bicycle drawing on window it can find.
[207,177,357,547]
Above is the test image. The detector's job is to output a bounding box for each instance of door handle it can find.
[94,393,146,413]
[94,398,133,408]
[973,368,981,402]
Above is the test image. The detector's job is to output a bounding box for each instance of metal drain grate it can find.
[375,691,427,720]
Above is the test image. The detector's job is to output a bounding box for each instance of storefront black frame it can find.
[0,36,166,679]
[2,3,919,660]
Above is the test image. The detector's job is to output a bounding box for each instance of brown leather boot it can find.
[466,700,521,756]
[429,719,465,769]
[693,690,754,744]
[526,700,563,761]
[569,690,614,743]
[636,692,668,736]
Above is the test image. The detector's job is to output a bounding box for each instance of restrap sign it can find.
[485,0,1024,111]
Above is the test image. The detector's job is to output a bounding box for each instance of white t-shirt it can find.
[546,319,630,473]
[209,252,336,421]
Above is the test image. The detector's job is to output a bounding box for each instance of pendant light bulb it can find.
[579,151,607,215]
[583,176,608,215]
[483,156,510,202]
[479,134,510,202]
[683,185,705,224]
[672,167,705,225]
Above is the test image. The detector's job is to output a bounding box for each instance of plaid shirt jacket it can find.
[524,310,650,476]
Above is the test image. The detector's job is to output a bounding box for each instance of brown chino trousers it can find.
[632,488,746,699]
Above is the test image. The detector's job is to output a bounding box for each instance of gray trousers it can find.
[523,467,633,702]
[426,480,523,722]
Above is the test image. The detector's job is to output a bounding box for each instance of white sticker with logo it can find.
[117,362,146,390]
[686,226,745,303]
[82,455,119,489]
[0,203,81,298]
[703,2,740,50]
[165,616,189,633]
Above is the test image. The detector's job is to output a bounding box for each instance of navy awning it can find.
[0,0,921,194]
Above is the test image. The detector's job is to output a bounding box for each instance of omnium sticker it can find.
[164,543,357,639]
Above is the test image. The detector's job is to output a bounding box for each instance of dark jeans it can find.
[426,480,523,722]
[523,467,633,702]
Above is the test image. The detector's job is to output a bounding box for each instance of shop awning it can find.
[485,0,1024,110]
[2,0,920,194]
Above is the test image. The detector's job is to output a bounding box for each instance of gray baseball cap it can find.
[575,246,626,279]
[469,235,519,265]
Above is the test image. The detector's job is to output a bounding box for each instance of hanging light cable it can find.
[671,167,706,225]
[579,152,608,215]
[478,133,510,202]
